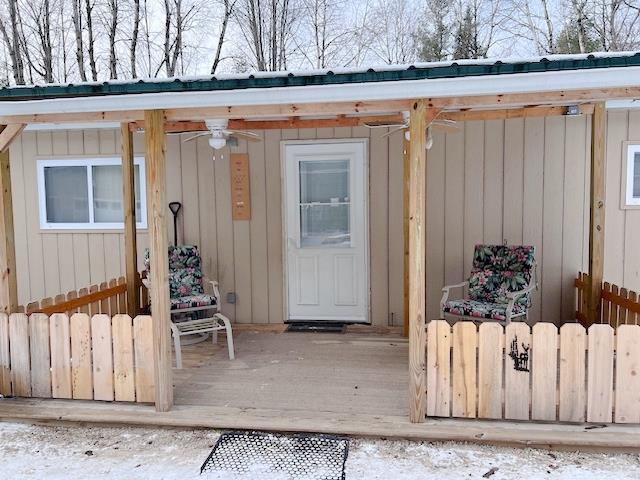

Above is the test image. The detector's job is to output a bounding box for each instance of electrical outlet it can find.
[226,292,237,304]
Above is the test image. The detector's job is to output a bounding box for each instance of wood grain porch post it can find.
[587,102,606,326]
[0,126,19,314]
[121,123,139,316]
[408,100,428,423]
[403,136,410,337]
[144,110,173,412]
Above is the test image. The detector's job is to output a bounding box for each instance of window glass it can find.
[634,152,640,199]
[92,164,143,222]
[300,160,349,204]
[44,166,89,223]
[299,159,350,247]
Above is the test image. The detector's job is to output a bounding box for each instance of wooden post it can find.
[587,102,606,326]
[144,110,173,412]
[402,136,410,337]
[121,123,139,316]
[0,126,18,314]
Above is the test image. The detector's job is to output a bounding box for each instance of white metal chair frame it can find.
[440,265,538,325]
[142,277,235,368]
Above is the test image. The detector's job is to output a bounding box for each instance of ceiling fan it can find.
[182,119,261,150]
[364,111,459,149]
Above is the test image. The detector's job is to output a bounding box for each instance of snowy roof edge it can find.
[2,51,640,102]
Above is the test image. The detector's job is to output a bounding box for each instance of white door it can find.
[283,140,368,322]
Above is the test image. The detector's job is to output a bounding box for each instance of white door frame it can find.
[280,138,370,323]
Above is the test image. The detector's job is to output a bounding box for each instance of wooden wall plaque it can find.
[230,153,251,220]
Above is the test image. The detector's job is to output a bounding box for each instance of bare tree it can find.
[234,0,296,71]
[85,0,98,80]
[105,0,119,79]
[368,0,418,64]
[0,0,26,84]
[130,0,140,77]
[211,0,236,73]
[70,0,87,81]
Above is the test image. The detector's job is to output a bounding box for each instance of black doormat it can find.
[286,322,346,333]
[201,431,349,479]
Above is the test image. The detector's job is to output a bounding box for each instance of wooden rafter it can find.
[0,124,25,153]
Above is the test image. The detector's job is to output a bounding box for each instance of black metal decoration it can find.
[168,202,182,246]
[509,335,530,372]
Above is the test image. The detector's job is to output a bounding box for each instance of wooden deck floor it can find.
[173,330,408,417]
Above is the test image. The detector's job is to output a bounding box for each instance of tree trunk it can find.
[131,0,140,78]
[71,0,87,82]
[85,0,98,80]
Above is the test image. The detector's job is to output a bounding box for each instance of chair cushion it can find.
[468,245,535,306]
[144,245,205,298]
[170,294,217,310]
[442,299,527,321]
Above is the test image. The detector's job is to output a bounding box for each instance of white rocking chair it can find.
[143,245,234,368]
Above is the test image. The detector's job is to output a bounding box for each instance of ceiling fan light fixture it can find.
[209,136,227,150]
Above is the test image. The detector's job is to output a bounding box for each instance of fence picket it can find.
[0,314,11,395]
[91,314,114,401]
[117,277,127,314]
[531,323,558,421]
[587,324,614,422]
[629,291,638,325]
[8,313,31,397]
[558,324,586,422]
[504,322,531,420]
[78,288,89,314]
[89,285,100,316]
[70,313,93,400]
[66,290,78,315]
[112,314,136,402]
[451,322,476,418]
[478,323,503,419]
[99,282,110,315]
[426,320,451,417]
[133,315,155,403]
[28,313,51,398]
[50,313,72,399]
[620,288,629,324]
[602,282,611,325]
[109,279,119,315]
[614,325,640,423]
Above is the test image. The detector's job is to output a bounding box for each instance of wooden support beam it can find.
[407,101,441,423]
[0,127,17,314]
[0,124,25,153]
[121,123,139,317]
[144,110,173,412]
[129,115,405,133]
[587,102,606,326]
[441,104,594,122]
[402,135,410,338]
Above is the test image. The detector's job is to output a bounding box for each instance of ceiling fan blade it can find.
[182,132,209,142]
[364,121,407,129]
[432,122,460,133]
[227,130,262,141]
[381,125,408,138]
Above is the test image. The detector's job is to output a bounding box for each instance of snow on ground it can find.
[1,422,639,479]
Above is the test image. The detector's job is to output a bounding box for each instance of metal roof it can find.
[2,52,640,102]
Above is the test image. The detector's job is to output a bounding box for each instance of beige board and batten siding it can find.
[10,114,619,325]
[604,109,640,292]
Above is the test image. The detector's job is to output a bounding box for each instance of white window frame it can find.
[37,156,148,230]
[623,143,640,208]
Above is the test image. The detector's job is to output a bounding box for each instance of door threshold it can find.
[286,321,347,333]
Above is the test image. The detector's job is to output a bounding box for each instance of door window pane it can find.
[44,166,89,222]
[93,164,143,223]
[299,159,351,247]
[300,160,349,204]
[300,204,350,247]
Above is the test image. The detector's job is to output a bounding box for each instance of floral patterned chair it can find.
[440,245,537,324]
[143,245,234,368]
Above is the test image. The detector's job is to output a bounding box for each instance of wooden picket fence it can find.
[0,313,155,403]
[575,272,640,327]
[426,320,640,424]
[21,273,149,317]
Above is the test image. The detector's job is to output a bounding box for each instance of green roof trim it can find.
[2,53,640,101]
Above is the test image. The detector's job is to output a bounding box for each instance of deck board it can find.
[173,331,408,417]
